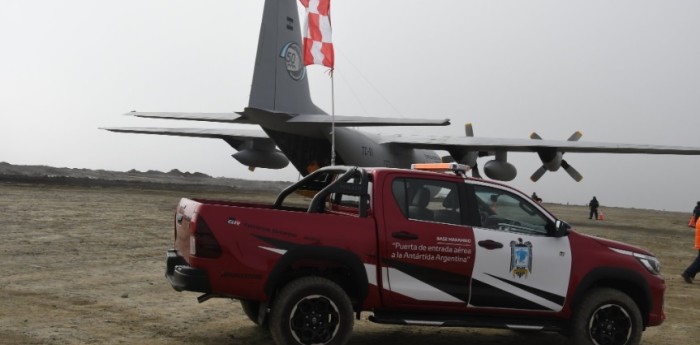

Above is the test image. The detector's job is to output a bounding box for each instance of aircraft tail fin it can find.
[248,0,324,115]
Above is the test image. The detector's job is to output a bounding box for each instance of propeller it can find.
[445,123,482,178]
[530,131,583,182]
[464,123,482,178]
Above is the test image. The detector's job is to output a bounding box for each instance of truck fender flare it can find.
[570,267,651,323]
[264,246,370,306]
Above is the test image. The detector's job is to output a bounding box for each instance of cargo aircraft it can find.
[104,0,700,182]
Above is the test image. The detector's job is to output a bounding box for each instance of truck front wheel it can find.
[570,288,643,345]
[269,276,353,345]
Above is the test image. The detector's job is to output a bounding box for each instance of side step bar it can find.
[368,311,564,332]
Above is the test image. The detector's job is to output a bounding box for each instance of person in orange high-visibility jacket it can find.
[681,220,700,283]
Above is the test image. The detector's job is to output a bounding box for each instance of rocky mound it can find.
[0,162,290,192]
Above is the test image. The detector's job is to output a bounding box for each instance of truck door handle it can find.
[392,231,419,240]
[478,240,503,250]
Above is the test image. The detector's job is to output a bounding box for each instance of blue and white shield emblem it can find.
[510,238,533,278]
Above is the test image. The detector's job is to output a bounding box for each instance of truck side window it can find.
[392,178,461,225]
[473,185,549,235]
[331,179,372,212]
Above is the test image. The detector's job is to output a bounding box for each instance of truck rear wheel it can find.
[269,276,353,345]
[240,300,264,326]
[570,288,642,345]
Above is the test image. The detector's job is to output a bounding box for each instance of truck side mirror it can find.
[547,219,570,237]
[552,220,570,237]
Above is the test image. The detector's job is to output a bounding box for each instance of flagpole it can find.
[300,0,335,165]
[330,69,336,166]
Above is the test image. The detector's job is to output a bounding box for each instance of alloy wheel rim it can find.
[588,303,632,345]
[289,294,341,345]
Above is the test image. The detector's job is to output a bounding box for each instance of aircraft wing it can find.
[380,134,700,155]
[126,109,448,127]
[102,127,290,170]
[125,111,254,124]
[103,127,268,141]
[287,114,450,127]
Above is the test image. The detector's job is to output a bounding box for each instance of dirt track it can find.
[1,182,698,344]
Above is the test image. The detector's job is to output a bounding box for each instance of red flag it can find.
[300,0,334,68]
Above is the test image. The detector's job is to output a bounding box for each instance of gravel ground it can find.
[0,179,697,344]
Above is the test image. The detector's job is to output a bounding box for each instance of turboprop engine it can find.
[530,131,583,182]
[445,123,483,178]
[445,124,517,181]
[444,125,583,182]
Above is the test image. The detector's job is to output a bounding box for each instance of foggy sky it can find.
[2,0,699,212]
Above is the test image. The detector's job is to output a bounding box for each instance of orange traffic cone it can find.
[598,210,605,221]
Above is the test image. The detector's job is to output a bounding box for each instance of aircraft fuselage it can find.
[331,128,442,169]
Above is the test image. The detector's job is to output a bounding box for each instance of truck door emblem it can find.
[510,238,533,278]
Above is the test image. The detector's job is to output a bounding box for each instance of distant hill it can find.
[0,162,291,192]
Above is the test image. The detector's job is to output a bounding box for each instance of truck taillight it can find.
[190,218,222,258]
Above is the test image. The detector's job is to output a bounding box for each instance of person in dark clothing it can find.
[692,202,700,227]
[681,218,700,283]
[531,192,542,203]
[589,196,599,220]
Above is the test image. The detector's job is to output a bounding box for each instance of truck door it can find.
[379,175,476,310]
[467,182,572,312]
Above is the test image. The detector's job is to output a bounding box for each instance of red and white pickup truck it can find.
[166,164,664,345]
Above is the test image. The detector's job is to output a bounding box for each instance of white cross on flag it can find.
[300,0,334,68]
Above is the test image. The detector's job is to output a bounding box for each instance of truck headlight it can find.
[634,253,661,275]
[609,247,662,276]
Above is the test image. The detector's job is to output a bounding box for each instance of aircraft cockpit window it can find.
[473,185,548,235]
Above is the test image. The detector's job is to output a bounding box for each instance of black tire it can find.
[240,300,264,326]
[269,276,353,345]
[570,288,643,345]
